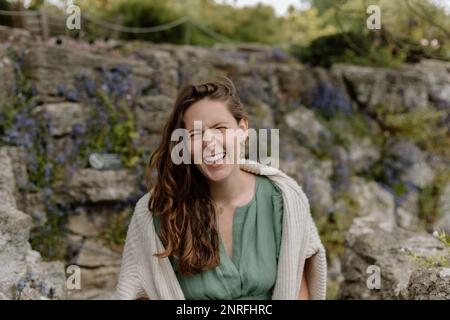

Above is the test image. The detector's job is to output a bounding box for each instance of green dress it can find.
[153,174,284,300]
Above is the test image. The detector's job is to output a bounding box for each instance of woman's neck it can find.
[208,166,255,208]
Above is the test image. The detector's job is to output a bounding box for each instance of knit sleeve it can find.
[272,186,284,261]
[305,217,323,259]
[115,202,147,300]
[303,214,328,300]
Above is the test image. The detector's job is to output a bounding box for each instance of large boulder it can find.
[407,268,450,299]
[347,177,396,226]
[54,168,137,204]
[135,95,174,134]
[67,239,121,300]
[279,142,334,217]
[67,211,104,238]
[284,105,331,150]
[338,215,447,299]
[346,137,381,173]
[333,64,430,113]
[0,147,29,212]
[0,50,15,109]
[435,182,450,235]
[411,59,450,109]
[0,147,66,300]
[123,47,179,98]
[0,148,17,197]
[22,44,154,102]
[330,137,381,190]
[0,190,66,300]
[32,102,87,137]
[386,140,436,189]
[395,189,421,231]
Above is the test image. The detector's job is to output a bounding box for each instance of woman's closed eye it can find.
[190,131,202,138]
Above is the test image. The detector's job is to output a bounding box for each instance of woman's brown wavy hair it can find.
[146,76,249,276]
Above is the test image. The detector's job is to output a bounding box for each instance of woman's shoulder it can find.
[256,175,284,220]
[258,175,283,198]
[135,191,150,209]
[132,192,153,222]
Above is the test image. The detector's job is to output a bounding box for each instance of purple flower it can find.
[75,73,86,82]
[85,79,96,97]
[57,84,66,96]
[44,164,53,182]
[17,279,27,290]
[311,82,352,118]
[71,123,85,136]
[66,90,79,102]
[55,153,66,163]
[114,64,130,75]
[42,187,53,198]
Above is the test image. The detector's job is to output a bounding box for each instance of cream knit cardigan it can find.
[115,159,327,300]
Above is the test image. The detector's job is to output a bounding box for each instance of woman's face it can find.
[183,98,248,182]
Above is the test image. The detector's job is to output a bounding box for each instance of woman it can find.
[115,76,327,300]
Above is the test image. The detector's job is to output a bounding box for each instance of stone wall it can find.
[0,33,449,299]
[337,215,449,299]
[0,148,66,300]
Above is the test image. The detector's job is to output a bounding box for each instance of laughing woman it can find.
[115,76,327,300]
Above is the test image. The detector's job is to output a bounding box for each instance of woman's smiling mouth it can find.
[203,152,226,165]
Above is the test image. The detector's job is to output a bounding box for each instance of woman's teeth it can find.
[204,152,225,164]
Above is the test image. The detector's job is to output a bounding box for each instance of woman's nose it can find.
[202,130,222,151]
[203,128,218,142]
[203,135,217,150]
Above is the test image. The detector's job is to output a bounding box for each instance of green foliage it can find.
[78,0,283,45]
[207,3,282,44]
[27,0,45,10]
[89,90,144,168]
[30,216,68,262]
[291,0,449,67]
[326,278,340,300]
[0,0,12,26]
[294,31,410,67]
[402,230,450,268]
[17,0,450,66]
[0,51,33,134]
[324,111,383,146]
[371,104,450,169]
[383,109,447,143]
[0,48,66,260]
[316,191,360,260]
[1,47,144,260]
[310,0,340,16]
[107,0,186,43]
[101,210,131,252]
[435,230,450,247]
[418,169,450,228]
[283,7,338,47]
[404,250,449,268]
[1,48,53,189]
[315,0,450,47]
[371,103,448,148]
[11,0,450,66]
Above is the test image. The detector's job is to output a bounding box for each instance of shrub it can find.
[0,0,12,27]
[293,30,448,68]
[106,0,186,43]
